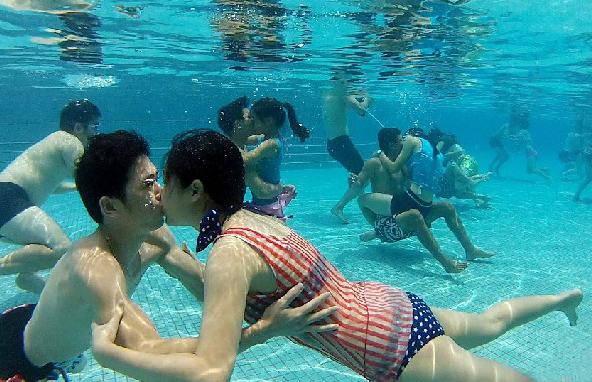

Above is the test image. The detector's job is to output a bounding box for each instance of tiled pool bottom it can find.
[0,166,590,381]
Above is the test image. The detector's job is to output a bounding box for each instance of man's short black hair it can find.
[75,130,150,223]
[218,96,249,136]
[60,99,101,133]
[378,128,401,153]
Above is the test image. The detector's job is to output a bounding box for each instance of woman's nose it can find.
[154,182,162,201]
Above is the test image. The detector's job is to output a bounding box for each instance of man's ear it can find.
[99,196,121,219]
[73,122,85,135]
[190,179,204,201]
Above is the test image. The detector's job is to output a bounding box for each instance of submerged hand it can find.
[260,283,338,338]
[92,302,124,350]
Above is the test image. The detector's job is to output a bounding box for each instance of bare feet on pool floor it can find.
[444,260,468,273]
[359,231,376,242]
[466,247,495,261]
[330,207,349,224]
[558,289,583,326]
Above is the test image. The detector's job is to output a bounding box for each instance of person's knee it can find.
[356,194,368,208]
[439,202,457,217]
[402,209,425,228]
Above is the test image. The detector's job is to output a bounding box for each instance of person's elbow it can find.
[186,355,235,382]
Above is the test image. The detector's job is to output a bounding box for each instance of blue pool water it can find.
[0,164,590,381]
[1,0,592,380]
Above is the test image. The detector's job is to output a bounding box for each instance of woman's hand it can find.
[259,283,338,338]
[92,303,124,356]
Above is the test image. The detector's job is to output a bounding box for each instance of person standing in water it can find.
[489,107,550,181]
[0,99,100,294]
[324,78,374,223]
[92,129,582,382]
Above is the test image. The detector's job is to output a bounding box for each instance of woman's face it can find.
[161,175,195,227]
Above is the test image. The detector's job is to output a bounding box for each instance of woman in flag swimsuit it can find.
[92,130,582,382]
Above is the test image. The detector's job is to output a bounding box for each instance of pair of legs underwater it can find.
[400,288,582,381]
[0,203,69,294]
[358,193,493,273]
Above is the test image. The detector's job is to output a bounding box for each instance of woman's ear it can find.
[190,179,204,201]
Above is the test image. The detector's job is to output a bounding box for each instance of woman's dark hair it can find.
[218,96,249,136]
[251,97,310,142]
[164,129,245,215]
[406,127,440,158]
[377,128,401,153]
[60,99,101,133]
[75,130,150,224]
[428,128,457,153]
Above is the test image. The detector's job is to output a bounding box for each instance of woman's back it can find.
[218,210,414,381]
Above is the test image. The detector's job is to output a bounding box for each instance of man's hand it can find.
[259,283,338,338]
[348,173,359,186]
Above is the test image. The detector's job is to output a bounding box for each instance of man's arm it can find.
[346,92,371,116]
[59,132,85,175]
[153,226,206,301]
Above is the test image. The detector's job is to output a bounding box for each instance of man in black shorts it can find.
[324,79,372,223]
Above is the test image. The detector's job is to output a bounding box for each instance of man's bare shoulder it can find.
[44,130,78,143]
[66,237,123,285]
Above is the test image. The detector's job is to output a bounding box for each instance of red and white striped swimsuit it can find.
[220,227,414,381]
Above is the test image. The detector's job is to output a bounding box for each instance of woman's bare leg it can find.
[399,336,534,382]
[432,289,583,349]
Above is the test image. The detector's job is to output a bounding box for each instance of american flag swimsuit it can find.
[219,227,445,381]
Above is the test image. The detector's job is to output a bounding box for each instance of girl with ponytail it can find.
[237,97,309,221]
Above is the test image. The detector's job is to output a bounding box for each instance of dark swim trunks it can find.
[0,182,34,229]
[374,216,413,243]
[0,304,55,381]
[397,292,446,378]
[326,135,364,174]
[390,189,433,218]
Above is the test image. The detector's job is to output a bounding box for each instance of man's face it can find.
[392,134,403,156]
[120,155,164,231]
[74,117,100,147]
[233,108,256,137]
[161,175,194,227]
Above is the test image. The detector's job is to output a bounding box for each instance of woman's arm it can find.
[92,244,338,381]
[242,139,280,167]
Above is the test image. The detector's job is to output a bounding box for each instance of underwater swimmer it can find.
[115,4,143,18]
[0,0,94,14]
[0,100,100,294]
[92,129,582,382]
[0,131,336,382]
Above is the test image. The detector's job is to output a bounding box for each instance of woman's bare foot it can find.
[466,247,495,261]
[557,289,583,326]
